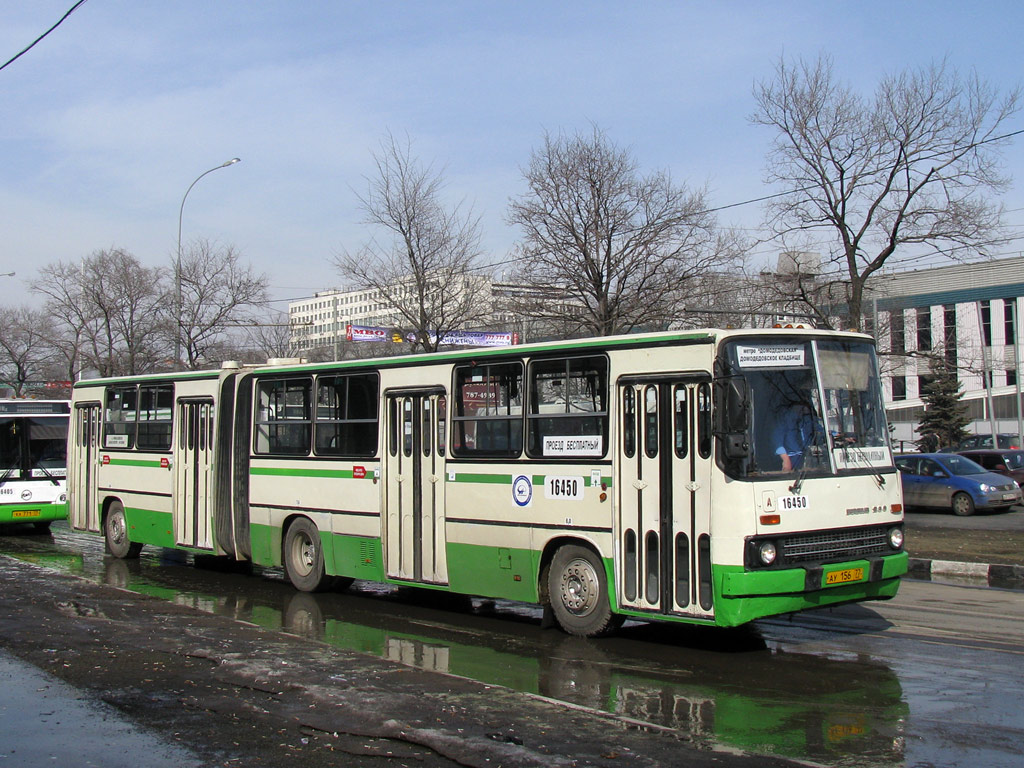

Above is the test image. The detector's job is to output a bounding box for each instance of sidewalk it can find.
[904,512,1024,589]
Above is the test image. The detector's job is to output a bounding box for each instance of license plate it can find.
[12,510,40,518]
[825,567,864,586]
[1003,493,1017,501]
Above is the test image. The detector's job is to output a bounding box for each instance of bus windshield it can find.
[0,415,69,479]
[719,338,891,478]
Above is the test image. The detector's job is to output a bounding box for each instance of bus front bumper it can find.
[711,552,909,626]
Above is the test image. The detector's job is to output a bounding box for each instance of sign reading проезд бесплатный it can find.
[543,435,603,456]
[735,344,805,368]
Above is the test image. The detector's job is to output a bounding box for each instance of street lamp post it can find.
[175,157,241,367]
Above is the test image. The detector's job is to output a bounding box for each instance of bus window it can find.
[104,386,138,449]
[314,374,379,457]
[452,362,523,458]
[254,378,312,455]
[622,387,636,458]
[526,356,607,458]
[436,396,447,457]
[137,385,173,451]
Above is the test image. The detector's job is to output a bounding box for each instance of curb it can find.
[907,557,1024,590]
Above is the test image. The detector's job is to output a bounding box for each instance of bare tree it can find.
[334,133,492,353]
[0,306,57,397]
[752,55,1020,329]
[33,249,165,377]
[170,239,269,370]
[506,126,737,337]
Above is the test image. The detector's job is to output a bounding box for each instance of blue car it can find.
[894,453,1022,516]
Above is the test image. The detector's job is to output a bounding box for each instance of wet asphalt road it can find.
[2,522,1024,767]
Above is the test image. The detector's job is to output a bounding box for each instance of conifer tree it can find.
[916,363,970,451]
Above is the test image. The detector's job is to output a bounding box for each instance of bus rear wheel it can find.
[548,545,622,638]
[104,501,142,559]
[283,518,334,592]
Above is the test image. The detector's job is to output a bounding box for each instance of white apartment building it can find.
[288,288,400,354]
[871,255,1024,447]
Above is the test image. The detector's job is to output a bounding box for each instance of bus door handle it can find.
[686,481,701,492]
[632,479,648,490]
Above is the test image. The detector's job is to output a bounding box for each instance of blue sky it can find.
[2,1,1023,310]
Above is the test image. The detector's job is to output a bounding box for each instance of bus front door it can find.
[174,399,214,550]
[384,390,448,585]
[616,379,714,620]
[71,403,101,532]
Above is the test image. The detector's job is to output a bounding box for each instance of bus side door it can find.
[616,379,714,620]
[174,399,215,550]
[71,403,102,533]
[384,390,448,585]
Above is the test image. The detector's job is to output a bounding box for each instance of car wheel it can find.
[951,492,976,517]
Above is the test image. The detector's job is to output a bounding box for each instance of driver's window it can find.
[920,459,943,477]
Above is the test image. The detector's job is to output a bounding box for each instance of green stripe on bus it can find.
[448,473,611,487]
[250,466,376,480]
[107,458,164,468]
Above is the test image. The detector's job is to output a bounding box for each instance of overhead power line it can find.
[0,1,88,74]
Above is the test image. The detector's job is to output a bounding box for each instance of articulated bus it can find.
[67,329,907,636]
[1,400,70,530]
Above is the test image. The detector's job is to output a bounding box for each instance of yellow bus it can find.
[67,329,907,636]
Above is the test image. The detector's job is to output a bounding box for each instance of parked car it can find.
[943,433,1022,451]
[956,448,1024,486]
[894,452,1022,516]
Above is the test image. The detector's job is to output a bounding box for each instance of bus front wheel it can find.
[283,518,334,592]
[548,545,622,638]
[104,501,142,559]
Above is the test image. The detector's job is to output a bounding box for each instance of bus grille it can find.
[780,526,889,564]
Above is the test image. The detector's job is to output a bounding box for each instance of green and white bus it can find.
[67,328,907,636]
[1,400,70,530]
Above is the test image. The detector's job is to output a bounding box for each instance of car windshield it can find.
[940,454,987,476]
[1000,452,1024,470]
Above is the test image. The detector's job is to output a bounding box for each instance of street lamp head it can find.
[223,158,241,167]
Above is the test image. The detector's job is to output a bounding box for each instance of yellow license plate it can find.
[12,510,40,518]
[825,567,864,585]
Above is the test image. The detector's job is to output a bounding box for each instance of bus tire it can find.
[951,492,975,517]
[104,501,142,559]
[548,544,622,638]
[283,518,333,592]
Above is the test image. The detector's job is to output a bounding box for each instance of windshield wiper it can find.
[32,461,61,486]
[839,439,886,488]
[0,467,16,487]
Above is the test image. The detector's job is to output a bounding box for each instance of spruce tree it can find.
[916,363,970,451]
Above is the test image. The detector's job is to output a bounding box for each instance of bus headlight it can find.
[758,541,777,566]
[888,526,904,550]
[59,493,67,503]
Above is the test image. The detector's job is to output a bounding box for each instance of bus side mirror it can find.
[715,377,750,459]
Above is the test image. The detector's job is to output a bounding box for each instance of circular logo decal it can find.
[21,490,32,501]
[512,475,533,507]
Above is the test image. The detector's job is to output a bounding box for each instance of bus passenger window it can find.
[254,378,312,455]
[452,362,523,458]
[526,356,607,459]
[136,385,173,451]
[104,386,138,450]
[314,374,379,457]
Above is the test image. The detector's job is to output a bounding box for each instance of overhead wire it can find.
[0,1,88,73]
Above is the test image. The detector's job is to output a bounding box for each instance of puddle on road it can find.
[2,525,908,767]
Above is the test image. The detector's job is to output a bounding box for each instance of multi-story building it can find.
[871,256,1024,447]
[288,288,400,355]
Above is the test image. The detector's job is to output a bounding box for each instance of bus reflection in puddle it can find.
[13,545,906,768]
